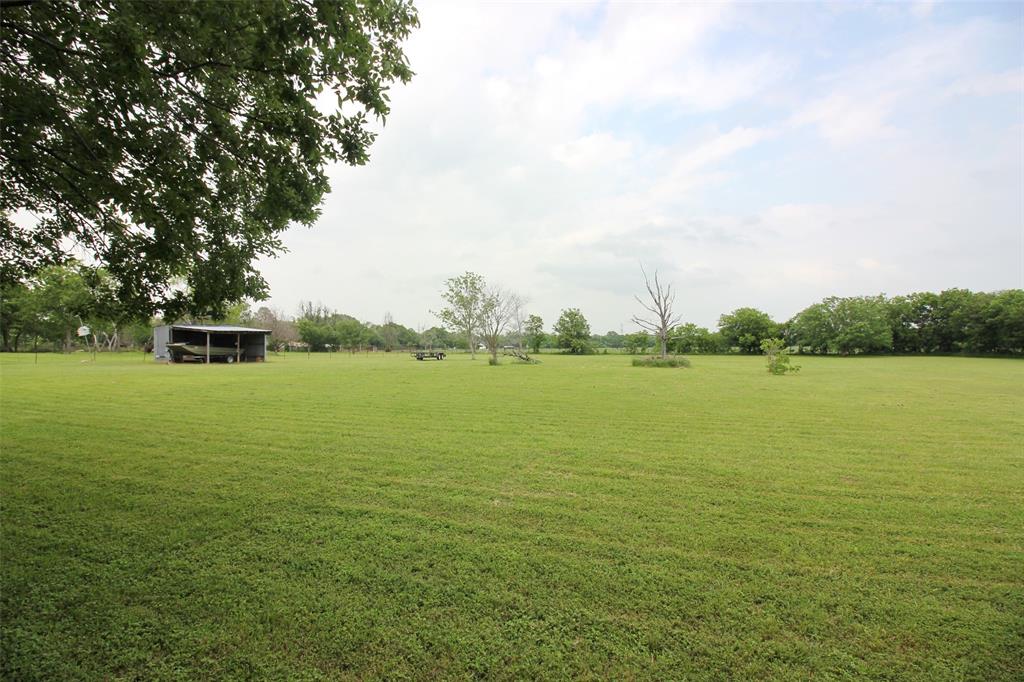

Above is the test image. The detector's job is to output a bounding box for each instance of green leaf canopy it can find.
[0,0,418,318]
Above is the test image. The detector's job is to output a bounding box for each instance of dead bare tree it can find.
[504,347,540,364]
[632,265,682,359]
[509,292,529,350]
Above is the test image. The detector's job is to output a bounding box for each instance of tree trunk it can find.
[660,333,667,359]
[468,330,475,359]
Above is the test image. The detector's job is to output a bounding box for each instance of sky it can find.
[256,0,1023,333]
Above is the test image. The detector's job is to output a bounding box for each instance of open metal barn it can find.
[153,325,270,363]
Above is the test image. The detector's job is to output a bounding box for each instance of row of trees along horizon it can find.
[1,263,1022,357]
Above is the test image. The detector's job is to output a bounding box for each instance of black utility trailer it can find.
[411,350,446,360]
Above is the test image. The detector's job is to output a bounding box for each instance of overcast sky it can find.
[257,1,1023,333]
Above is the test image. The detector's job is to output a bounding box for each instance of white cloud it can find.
[911,1,936,20]
[552,133,633,171]
[857,258,882,271]
[792,92,898,145]
[944,68,1024,98]
[676,127,775,174]
[256,1,1022,331]
[790,19,1004,144]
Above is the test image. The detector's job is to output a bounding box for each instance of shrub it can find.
[487,356,499,366]
[761,338,800,375]
[632,356,691,368]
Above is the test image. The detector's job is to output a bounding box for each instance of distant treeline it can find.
[2,263,1020,357]
[205,289,1024,356]
[787,290,1023,355]
[658,289,1023,356]
[287,301,441,352]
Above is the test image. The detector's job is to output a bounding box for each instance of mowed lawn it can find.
[1,352,1022,680]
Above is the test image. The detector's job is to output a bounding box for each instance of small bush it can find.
[632,356,691,368]
[487,356,499,366]
[761,338,800,374]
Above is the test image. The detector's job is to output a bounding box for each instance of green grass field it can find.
[2,352,1022,680]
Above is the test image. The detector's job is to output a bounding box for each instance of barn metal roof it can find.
[170,324,271,334]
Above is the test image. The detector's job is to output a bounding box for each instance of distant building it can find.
[153,324,270,363]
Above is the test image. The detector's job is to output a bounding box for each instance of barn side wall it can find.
[243,334,267,361]
[153,326,171,361]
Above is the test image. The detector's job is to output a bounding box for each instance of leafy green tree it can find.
[81,267,143,350]
[554,308,592,354]
[420,326,453,349]
[623,331,650,355]
[790,296,891,354]
[175,300,251,329]
[336,317,367,352]
[670,323,719,354]
[988,290,1024,353]
[362,324,384,350]
[396,325,420,348]
[369,321,417,349]
[926,289,971,352]
[27,264,94,351]
[0,280,30,351]
[830,296,892,354]
[889,290,980,354]
[295,303,370,351]
[718,307,778,354]
[888,293,932,353]
[707,330,726,353]
[478,286,517,364]
[598,331,624,349]
[295,301,330,350]
[378,313,401,351]
[524,314,545,354]
[123,319,155,350]
[788,302,833,353]
[435,272,487,359]
[296,318,333,351]
[1,0,418,318]
[904,292,942,352]
[941,289,1024,354]
[2,260,150,352]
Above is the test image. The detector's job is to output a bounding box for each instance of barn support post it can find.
[237,333,241,364]
[206,332,210,364]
